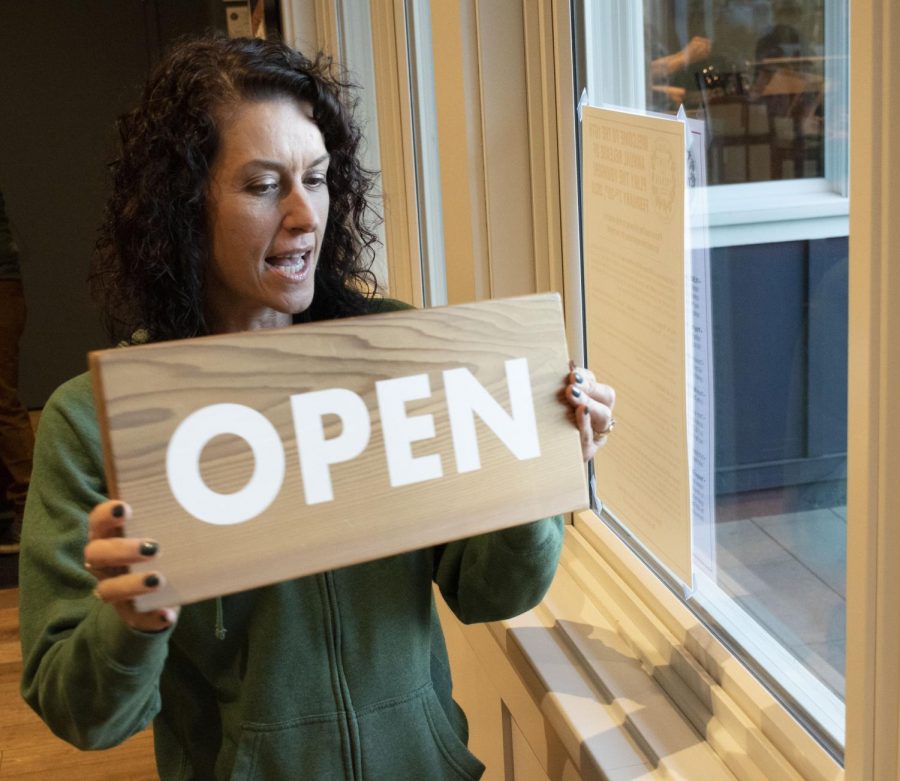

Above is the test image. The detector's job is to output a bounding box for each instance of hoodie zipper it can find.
[321,571,362,780]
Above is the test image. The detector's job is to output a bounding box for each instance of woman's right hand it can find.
[84,500,180,632]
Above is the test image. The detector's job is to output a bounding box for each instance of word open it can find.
[166,358,540,525]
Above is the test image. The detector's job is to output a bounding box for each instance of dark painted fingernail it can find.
[583,406,591,415]
[112,504,125,518]
[144,574,160,588]
[139,541,159,557]
[571,386,582,397]
[574,372,584,384]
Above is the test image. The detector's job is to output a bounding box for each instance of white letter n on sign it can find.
[443,357,541,473]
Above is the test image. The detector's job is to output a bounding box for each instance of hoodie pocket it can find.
[229,687,484,781]
[229,714,349,781]
[357,685,485,781]
[421,687,486,780]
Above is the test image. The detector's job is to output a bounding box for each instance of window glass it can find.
[645,0,826,185]
[577,0,848,750]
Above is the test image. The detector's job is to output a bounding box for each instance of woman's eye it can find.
[248,181,279,195]
[305,173,328,189]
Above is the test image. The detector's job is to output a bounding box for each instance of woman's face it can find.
[204,97,330,333]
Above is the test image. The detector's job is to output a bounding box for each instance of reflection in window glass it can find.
[709,237,846,704]
[577,0,848,748]
[645,0,825,184]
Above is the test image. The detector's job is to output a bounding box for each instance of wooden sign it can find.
[90,293,587,610]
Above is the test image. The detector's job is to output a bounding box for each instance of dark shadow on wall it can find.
[0,0,226,408]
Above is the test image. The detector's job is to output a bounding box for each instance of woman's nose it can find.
[282,187,319,232]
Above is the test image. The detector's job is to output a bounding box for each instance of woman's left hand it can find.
[562,363,616,463]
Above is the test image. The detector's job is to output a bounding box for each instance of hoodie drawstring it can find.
[214,597,227,640]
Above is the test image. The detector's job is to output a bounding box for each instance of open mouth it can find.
[265,250,312,281]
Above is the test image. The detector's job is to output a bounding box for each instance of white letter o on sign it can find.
[166,403,285,525]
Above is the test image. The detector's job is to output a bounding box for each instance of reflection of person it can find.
[649,35,713,109]
[650,35,713,81]
[0,186,34,555]
[755,0,805,63]
[715,0,770,66]
[19,36,615,779]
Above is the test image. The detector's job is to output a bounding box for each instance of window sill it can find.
[553,511,845,781]
[702,180,848,248]
[448,515,846,779]
[487,538,737,779]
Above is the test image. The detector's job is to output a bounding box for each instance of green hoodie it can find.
[19,350,563,779]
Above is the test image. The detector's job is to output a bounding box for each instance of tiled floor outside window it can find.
[715,485,846,698]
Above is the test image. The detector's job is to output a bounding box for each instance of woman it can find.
[19,36,615,780]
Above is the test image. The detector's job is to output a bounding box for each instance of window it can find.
[296,0,900,774]
[575,0,849,755]
[581,0,847,250]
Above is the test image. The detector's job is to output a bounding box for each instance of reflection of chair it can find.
[696,68,772,183]
[696,64,825,183]
[756,66,825,179]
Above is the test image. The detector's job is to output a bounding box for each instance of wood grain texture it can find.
[90,294,587,610]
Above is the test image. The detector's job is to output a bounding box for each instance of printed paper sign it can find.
[90,294,587,609]
[582,106,693,586]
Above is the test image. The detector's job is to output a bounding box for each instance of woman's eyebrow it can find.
[243,153,330,171]
[242,152,331,171]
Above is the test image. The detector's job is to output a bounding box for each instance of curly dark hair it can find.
[92,34,380,343]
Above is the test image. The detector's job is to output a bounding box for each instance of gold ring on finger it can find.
[595,417,616,437]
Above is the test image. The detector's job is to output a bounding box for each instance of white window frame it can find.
[580,0,849,248]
